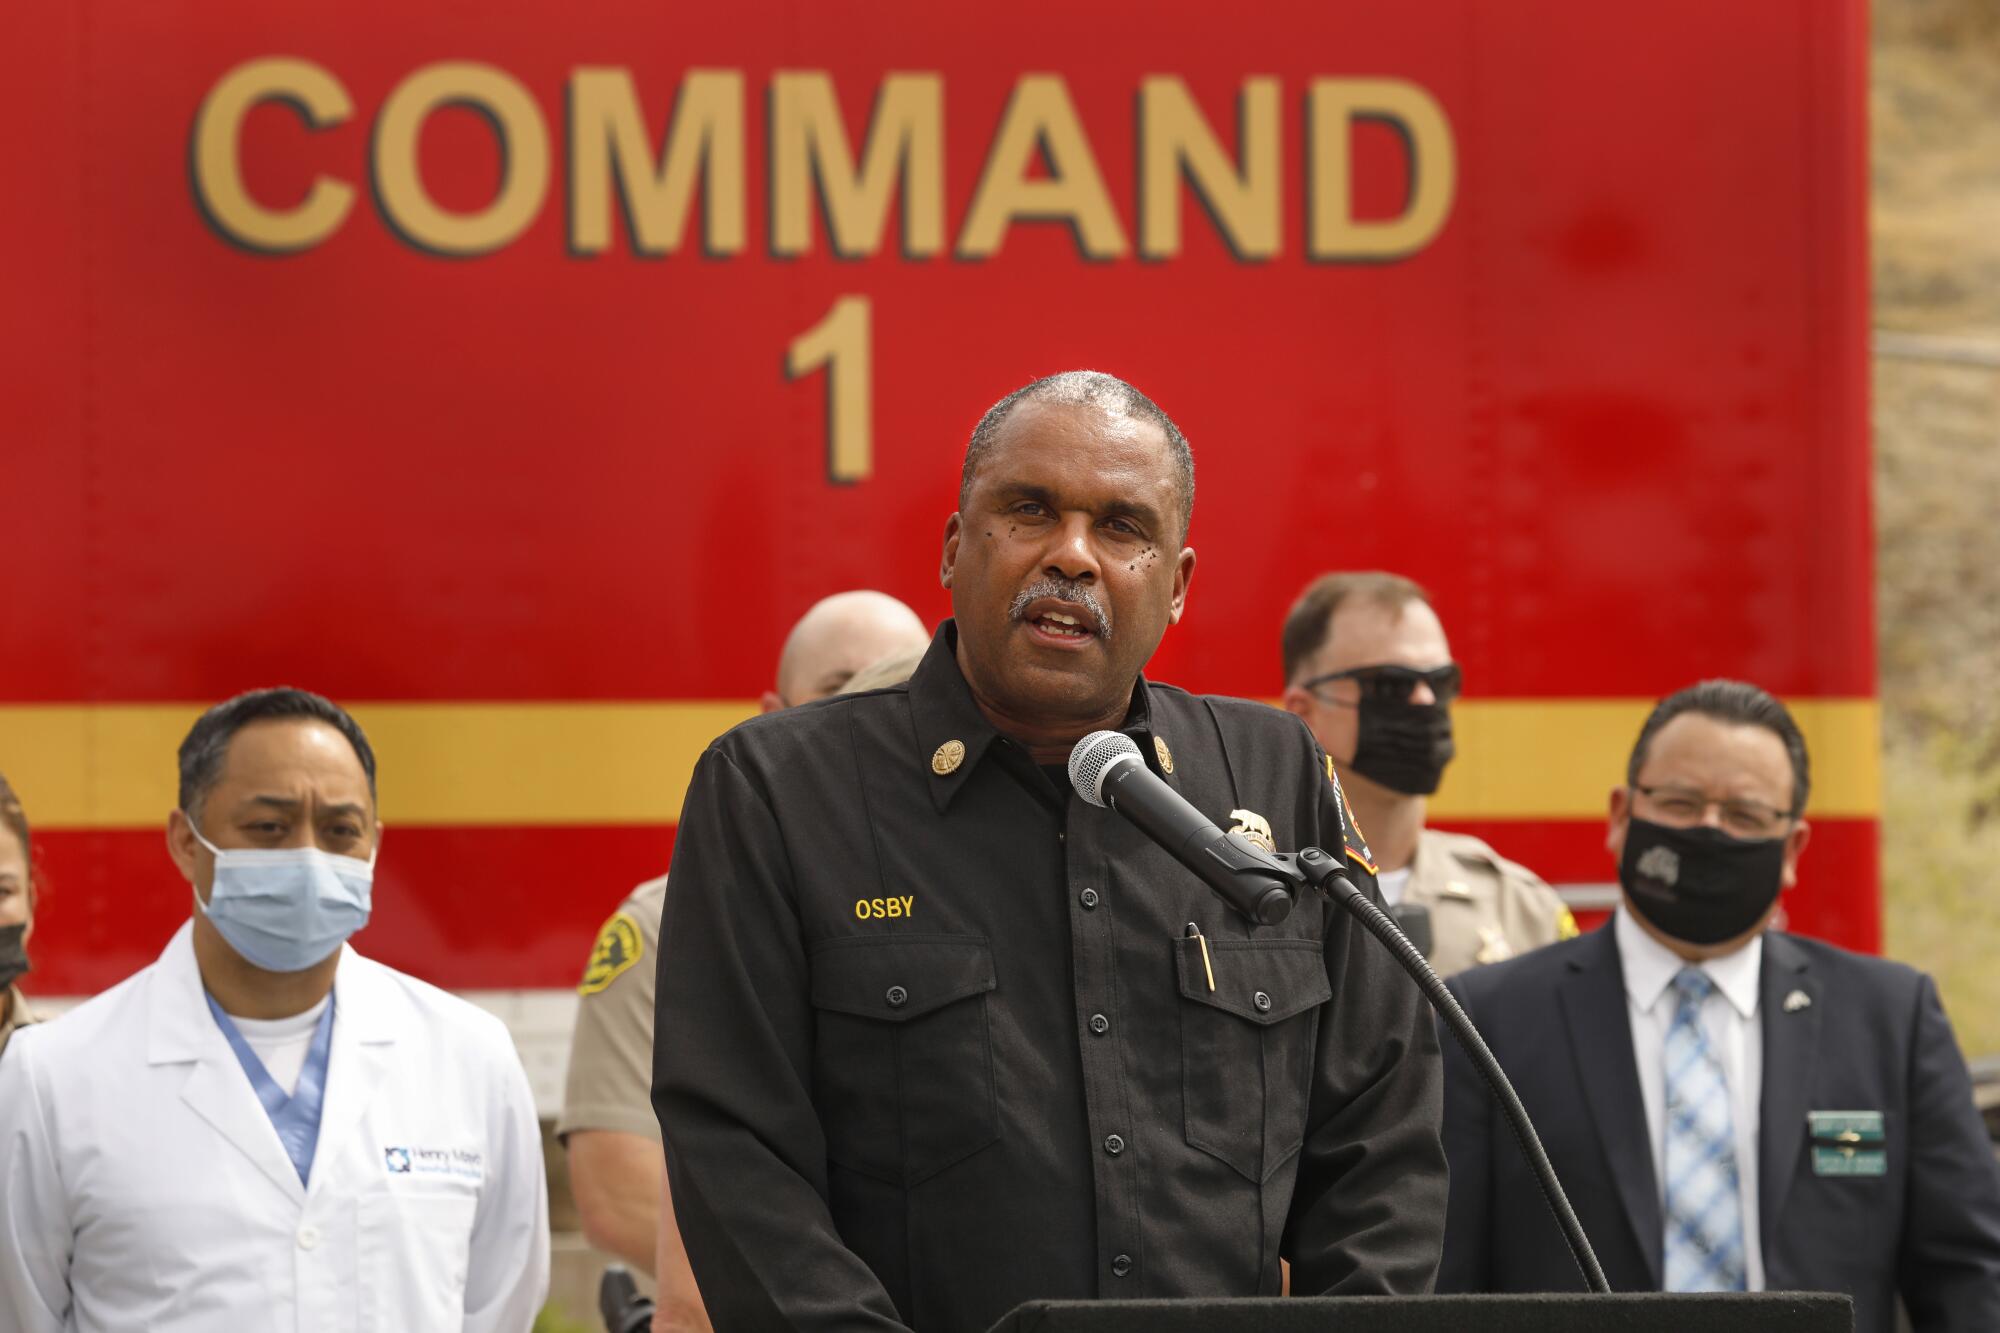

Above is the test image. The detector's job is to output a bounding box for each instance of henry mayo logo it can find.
[384,1146,485,1180]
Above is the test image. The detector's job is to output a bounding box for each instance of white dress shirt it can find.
[1376,864,1412,909]
[1615,907,1765,1290]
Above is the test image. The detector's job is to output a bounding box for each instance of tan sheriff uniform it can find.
[0,986,36,1060]
[1404,828,1575,977]
[558,875,668,1142]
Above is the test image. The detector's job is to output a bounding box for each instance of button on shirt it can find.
[653,622,1446,1333]
[1615,907,1765,1290]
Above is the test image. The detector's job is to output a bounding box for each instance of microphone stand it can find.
[1219,839,1612,1296]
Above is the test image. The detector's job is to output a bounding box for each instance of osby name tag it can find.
[1807,1110,1886,1177]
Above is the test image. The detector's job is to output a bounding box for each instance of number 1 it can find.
[787,295,872,483]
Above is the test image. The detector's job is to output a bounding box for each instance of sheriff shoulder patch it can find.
[579,913,643,996]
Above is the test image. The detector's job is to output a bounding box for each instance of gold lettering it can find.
[375,62,551,257]
[569,68,745,257]
[1308,78,1457,261]
[957,74,1127,260]
[854,899,870,919]
[787,295,873,483]
[898,895,913,917]
[1137,75,1279,260]
[191,58,356,253]
[771,71,943,258]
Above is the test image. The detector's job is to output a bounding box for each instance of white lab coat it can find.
[0,921,550,1333]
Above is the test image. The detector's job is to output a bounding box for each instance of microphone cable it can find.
[1301,847,1610,1295]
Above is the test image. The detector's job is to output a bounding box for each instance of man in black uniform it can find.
[652,371,1447,1332]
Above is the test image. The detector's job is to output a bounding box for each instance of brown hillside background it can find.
[1875,0,2000,1056]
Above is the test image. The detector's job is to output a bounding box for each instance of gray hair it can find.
[960,370,1195,541]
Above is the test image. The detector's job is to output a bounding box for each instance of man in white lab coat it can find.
[0,687,550,1333]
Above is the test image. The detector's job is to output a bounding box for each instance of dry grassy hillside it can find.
[1874,0,2000,1054]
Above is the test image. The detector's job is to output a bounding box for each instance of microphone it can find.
[1068,731,1296,926]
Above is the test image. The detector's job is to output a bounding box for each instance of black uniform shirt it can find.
[653,623,1446,1333]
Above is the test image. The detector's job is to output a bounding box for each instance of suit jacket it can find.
[1438,923,2000,1332]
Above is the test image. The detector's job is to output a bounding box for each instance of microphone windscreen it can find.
[1068,731,1140,808]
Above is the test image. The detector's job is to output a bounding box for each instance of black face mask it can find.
[0,922,28,993]
[1619,816,1787,946]
[1350,699,1455,795]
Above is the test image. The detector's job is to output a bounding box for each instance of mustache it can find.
[1009,578,1112,640]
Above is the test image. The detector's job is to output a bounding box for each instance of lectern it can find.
[988,1292,1853,1332]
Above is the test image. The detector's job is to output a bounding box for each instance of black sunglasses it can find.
[1300,662,1462,707]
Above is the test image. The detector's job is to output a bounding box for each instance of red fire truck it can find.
[4,1,1873,1090]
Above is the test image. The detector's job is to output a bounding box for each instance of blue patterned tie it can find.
[1662,967,1747,1291]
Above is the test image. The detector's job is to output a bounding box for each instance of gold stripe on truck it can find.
[1,698,1877,830]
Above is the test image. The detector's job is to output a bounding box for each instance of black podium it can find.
[988,1292,1854,1332]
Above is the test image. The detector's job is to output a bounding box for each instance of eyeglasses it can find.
[1633,784,1793,839]
[1299,662,1462,708]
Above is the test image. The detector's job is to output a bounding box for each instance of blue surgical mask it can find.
[186,818,374,973]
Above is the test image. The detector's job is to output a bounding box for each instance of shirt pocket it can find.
[359,1189,476,1332]
[808,933,999,1186]
[1176,936,1332,1183]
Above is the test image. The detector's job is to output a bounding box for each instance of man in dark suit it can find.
[1439,679,2000,1331]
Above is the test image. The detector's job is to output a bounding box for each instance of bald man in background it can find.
[560,590,930,1331]
[761,591,932,713]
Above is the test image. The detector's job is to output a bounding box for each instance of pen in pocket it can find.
[1184,921,1215,992]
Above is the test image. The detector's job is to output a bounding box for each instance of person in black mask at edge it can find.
[1436,678,2000,1331]
[0,770,39,1059]
[1280,572,1574,976]
[652,370,1445,1333]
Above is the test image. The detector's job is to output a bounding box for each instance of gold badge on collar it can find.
[1154,736,1175,774]
[931,739,966,775]
[1228,810,1275,853]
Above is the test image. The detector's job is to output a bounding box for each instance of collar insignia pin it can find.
[932,739,966,775]
[1154,736,1175,774]
[1784,989,1812,1013]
